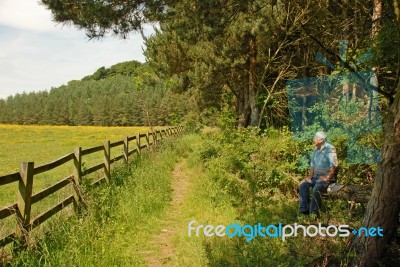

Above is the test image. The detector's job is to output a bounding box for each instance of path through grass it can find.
[139,159,190,266]
[137,134,238,266]
[7,133,237,266]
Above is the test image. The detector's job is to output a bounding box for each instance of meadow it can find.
[0,124,153,245]
[0,124,152,175]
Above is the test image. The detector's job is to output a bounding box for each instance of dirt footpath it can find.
[141,160,190,266]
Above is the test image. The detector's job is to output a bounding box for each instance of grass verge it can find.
[6,136,179,266]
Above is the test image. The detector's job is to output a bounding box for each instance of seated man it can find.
[299,131,338,217]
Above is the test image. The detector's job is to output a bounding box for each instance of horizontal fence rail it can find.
[33,153,75,176]
[0,172,20,186]
[0,125,184,250]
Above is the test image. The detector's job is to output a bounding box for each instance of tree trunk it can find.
[369,0,381,123]
[238,84,250,128]
[395,0,400,23]
[346,1,400,265]
[237,32,257,128]
[348,86,400,266]
[248,33,259,126]
[326,183,372,203]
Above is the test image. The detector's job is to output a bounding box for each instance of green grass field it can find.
[0,124,154,242]
[0,124,152,175]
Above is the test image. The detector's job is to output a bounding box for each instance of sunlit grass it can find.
[0,124,151,175]
[0,124,156,249]
[7,133,181,266]
[0,124,154,205]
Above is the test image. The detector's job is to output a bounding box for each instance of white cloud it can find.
[0,0,151,99]
[0,0,57,32]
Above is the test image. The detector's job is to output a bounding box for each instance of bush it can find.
[197,124,379,265]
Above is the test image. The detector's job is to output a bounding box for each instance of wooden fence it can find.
[0,125,184,249]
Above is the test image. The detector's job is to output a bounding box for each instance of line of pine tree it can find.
[0,61,190,126]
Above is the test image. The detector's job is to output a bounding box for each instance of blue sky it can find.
[0,0,151,99]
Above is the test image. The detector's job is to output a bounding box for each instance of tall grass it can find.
[7,137,178,266]
[0,125,157,255]
[150,134,239,266]
[6,134,243,266]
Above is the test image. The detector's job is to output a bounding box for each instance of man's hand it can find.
[305,168,314,183]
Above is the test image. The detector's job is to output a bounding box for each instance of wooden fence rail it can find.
[0,125,184,249]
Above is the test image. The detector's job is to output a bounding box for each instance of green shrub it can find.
[197,125,378,265]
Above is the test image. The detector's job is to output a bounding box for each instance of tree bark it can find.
[237,31,258,128]
[369,0,381,123]
[238,84,250,128]
[347,1,400,265]
[348,86,400,266]
[394,0,400,23]
[248,33,259,126]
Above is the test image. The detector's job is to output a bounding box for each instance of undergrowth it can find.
[196,125,378,266]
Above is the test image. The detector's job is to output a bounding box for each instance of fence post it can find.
[146,132,150,149]
[74,147,82,183]
[136,134,141,156]
[124,136,129,163]
[72,147,83,212]
[104,141,111,182]
[15,161,34,249]
[151,132,154,147]
[153,131,157,146]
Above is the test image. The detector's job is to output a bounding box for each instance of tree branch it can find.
[300,23,395,104]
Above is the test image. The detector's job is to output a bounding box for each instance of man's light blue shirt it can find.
[310,142,339,175]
